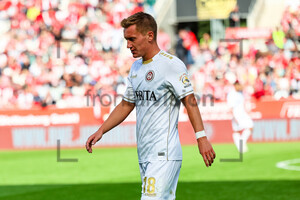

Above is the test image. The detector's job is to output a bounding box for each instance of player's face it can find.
[124,25,148,58]
[234,83,243,92]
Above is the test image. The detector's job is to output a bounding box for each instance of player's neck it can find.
[142,45,160,62]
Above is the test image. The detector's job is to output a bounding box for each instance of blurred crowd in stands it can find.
[0,0,299,110]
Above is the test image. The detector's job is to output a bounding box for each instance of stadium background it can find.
[0,0,299,199]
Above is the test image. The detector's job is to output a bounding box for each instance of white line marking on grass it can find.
[276,159,300,171]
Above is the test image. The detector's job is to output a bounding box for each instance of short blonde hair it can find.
[121,12,157,40]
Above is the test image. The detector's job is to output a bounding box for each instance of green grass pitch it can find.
[0,142,299,200]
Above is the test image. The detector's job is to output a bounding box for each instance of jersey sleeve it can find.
[165,59,194,100]
[123,75,136,103]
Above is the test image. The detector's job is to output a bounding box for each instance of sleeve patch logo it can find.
[180,73,191,88]
[145,70,155,82]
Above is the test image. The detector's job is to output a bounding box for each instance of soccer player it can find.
[86,12,216,200]
[227,81,253,153]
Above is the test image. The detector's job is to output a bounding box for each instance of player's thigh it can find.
[140,160,182,200]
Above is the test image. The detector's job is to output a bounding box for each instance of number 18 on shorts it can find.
[139,160,182,200]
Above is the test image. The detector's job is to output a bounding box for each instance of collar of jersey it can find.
[142,50,163,65]
[142,58,153,65]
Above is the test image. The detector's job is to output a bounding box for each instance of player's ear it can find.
[147,31,154,42]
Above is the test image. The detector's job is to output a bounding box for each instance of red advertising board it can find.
[0,99,299,150]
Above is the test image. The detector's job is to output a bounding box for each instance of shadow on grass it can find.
[0,180,299,200]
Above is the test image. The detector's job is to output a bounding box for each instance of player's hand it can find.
[197,137,216,167]
[86,130,103,153]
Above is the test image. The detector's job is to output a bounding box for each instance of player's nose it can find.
[127,41,132,49]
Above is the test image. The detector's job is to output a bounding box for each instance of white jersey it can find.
[227,89,253,131]
[123,50,194,163]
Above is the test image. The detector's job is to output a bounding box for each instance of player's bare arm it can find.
[86,100,135,153]
[181,94,216,167]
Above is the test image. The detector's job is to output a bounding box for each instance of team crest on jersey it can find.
[145,70,155,82]
[180,73,191,88]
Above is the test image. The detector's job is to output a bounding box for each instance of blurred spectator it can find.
[229,5,240,27]
[175,29,197,67]
[175,29,188,66]
[272,27,285,49]
[283,32,298,60]
[199,33,211,48]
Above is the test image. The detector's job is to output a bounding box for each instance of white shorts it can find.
[139,160,182,200]
[232,115,253,132]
